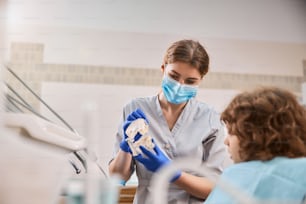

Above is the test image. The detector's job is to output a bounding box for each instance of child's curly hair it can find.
[221,87,306,162]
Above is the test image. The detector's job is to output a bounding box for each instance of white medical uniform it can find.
[112,95,231,204]
[204,157,306,204]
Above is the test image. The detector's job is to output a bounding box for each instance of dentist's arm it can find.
[109,150,134,182]
[109,119,135,181]
[134,142,214,199]
[173,172,214,199]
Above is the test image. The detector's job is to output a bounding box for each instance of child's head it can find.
[221,87,306,163]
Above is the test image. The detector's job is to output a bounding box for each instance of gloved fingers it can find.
[132,110,144,119]
[135,109,148,123]
[134,153,148,164]
[150,138,163,155]
[126,113,137,121]
[120,140,131,153]
[126,109,146,122]
[135,108,145,116]
[123,120,132,131]
[152,140,163,155]
[139,145,156,159]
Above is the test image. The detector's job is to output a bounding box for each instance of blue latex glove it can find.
[134,141,182,182]
[119,108,148,153]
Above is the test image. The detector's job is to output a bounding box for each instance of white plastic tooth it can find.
[125,118,149,140]
[125,118,154,155]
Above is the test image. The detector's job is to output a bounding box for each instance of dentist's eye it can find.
[169,74,179,81]
[184,79,197,85]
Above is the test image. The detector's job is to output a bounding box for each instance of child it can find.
[205,86,306,204]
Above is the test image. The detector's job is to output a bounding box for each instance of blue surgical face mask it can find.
[162,74,198,104]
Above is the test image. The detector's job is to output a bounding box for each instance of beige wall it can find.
[4,41,306,112]
[6,25,306,76]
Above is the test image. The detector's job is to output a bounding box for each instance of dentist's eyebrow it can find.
[169,70,180,76]
[171,70,200,81]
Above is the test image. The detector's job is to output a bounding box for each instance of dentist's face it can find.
[224,129,242,163]
[162,62,202,86]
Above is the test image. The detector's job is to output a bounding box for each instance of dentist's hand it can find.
[119,108,148,153]
[134,141,182,182]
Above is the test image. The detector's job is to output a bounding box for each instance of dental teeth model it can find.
[125,118,155,156]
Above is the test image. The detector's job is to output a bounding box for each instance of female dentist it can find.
[109,39,232,204]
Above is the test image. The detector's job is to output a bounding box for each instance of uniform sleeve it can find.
[202,111,233,181]
[109,102,136,171]
[111,102,132,158]
[111,110,124,158]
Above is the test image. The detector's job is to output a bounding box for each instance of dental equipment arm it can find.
[4,66,89,173]
[3,113,107,176]
[3,113,87,151]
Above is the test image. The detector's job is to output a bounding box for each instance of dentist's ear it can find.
[161,64,165,73]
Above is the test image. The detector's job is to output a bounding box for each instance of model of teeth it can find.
[125,118,155,156]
